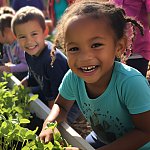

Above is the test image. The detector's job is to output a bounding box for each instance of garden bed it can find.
[7,74,94,150]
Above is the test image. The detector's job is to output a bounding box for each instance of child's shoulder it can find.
[114,61,144,78]
[113,61,149,97]
[113,61,147,89]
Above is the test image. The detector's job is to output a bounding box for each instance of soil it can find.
[70,114,92,139]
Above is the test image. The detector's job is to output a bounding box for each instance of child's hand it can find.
[39,121,60,143]
[39,128,54,143]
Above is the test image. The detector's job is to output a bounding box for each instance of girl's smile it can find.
[80,65,98,74]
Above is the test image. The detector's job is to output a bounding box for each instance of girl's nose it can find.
[79,49,94,61]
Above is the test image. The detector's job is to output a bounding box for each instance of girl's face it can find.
[65,15,125,85]
[15,20,46,56]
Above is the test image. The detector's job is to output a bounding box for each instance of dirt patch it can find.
[70,114,92,139]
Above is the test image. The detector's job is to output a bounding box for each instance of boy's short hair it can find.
[11,6,46,35]
[0,6,15,16]
[0,14,14,36]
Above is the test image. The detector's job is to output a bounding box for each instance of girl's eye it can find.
[91,43,103,48]
[68,47,79,52]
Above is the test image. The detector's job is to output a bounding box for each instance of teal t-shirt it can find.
[54,0,68,22]
[59,61,150,149]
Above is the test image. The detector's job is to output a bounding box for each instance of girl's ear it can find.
[115,35,127,59]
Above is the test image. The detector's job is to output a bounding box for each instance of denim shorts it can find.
[85,131,106,149]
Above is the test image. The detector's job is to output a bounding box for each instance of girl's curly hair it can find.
[51,0,143,64]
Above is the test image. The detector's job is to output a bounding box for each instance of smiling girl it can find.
[39,1,150,149]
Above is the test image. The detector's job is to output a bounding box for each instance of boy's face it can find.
[15,20,46,56]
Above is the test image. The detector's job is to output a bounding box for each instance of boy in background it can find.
[11,6,81,124]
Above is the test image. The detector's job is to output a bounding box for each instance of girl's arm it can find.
[97,110,150,150]
[39,94,75,143]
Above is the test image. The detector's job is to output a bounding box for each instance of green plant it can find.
[0,73,71,150]
[22,121,71,150]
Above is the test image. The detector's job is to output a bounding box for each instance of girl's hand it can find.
[39,128,54,143]
[39,121,60,143]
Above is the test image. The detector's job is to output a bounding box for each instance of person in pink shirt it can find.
[112,0,150,77]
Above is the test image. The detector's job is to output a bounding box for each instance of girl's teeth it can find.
[81,66,96,72]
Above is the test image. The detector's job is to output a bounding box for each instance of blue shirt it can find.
[59,61,150,149]
[26,41,69,101]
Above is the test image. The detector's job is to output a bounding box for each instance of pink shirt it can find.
[0,0,3,6]
[113,0,150,60]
